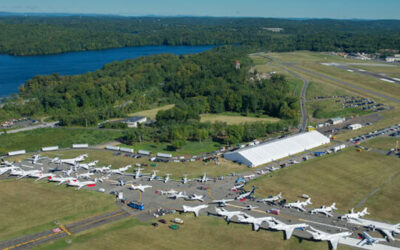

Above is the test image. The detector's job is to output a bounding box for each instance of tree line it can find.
[0,16,399,56]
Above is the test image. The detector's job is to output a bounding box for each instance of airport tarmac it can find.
[1,126,399,249]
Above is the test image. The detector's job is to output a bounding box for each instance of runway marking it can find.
[138,190,142,202]
[69,211,127,231]
[59,225,72,236]
[298,218,349,231]
[380,78,395,83]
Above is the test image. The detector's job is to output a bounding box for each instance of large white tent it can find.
[224,131,330,167]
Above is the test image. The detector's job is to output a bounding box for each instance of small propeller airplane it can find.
[149,170,158,181]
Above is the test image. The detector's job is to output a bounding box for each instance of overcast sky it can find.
[1,0,399,19]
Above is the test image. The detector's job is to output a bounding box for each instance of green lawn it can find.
[35,215,335,250]
[361,137,399,151]
[249,149,400,223]
[0,128,123,153]
[200,113,280,125]
[307,99,372,120]
[0,179,117,241]
[119,140,221,156]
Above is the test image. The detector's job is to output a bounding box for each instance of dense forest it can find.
[0,16,399,55]
[1,46,298,127]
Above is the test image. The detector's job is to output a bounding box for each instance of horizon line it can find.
[0,11,399,21]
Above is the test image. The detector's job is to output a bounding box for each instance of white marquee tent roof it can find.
[224,130,330,167]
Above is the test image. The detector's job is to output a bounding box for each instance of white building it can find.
[329,117,345,125]
[348,124,362,130]
[123,116,147,128]
[224,131,330,167]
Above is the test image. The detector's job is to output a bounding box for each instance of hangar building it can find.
[224,131,330,167]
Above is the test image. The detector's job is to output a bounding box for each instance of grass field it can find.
[119,140,221,156]
[200,113,280,125]
[128,104,175,119]
[361,137,400,151]
[249,149,400,223]
[0,128,123,153]
[0,179,117,241]
[20,149,248,178]
[35,215,335,250]
[306,81,349,100]
[307,99,372,120]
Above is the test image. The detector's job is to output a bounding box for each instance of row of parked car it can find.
[349,124,400,144]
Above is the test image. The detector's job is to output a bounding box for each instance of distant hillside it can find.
[0,16,399,56]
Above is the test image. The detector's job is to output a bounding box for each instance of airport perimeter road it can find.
[0,209,131,250]
[285,63,400,104]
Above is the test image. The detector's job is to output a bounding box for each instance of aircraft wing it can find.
[297,206,306,212]
[253,223,260,231]
[329,238,340,250]
[357,239,367,246]
[380,229,394,241]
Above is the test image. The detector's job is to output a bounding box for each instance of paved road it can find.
[284,63,400,104]
[5,122,59,134]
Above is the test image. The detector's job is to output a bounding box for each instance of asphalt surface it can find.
[1,128,399,250]
[284,63,400,104]
[322,63,400,85]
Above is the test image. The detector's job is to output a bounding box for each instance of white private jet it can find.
[211,199,234,207]
[348,218,400,241]
[182,204,208,217]
[258,192,282,204]
[62,167,75,177]
[358,232,387,246]
[159,174,172,183]
[29,171,55,181]
[306,226,352,250]
[10,168,41,179]
[244,205,259,211]
[235,186,256,200]
[160,189,178,196]
[340,208,369,220]
[78,160,98,170]
[231,183,245,191]
[214,208,245,222]
[284,198,312,212]
[149,170,158,181]
[75,172,94,179]
[130,184,152,192]
[182,175,192,184]
[310,203,337,217]
[31,154,42,164]
[243,174,256,179]
[267,218,308,240]
[186,194,205,202]
[168,192,188,200]
[1,160,14,166]
[109,165,132,175]
[48,176,77,185]
[0,166,19,175]
[67,179,96,190]
[92,165,111,173]
[236,213,273,231]
[134,168,144,179]
[57,154,88,165]
[196,173,212,183]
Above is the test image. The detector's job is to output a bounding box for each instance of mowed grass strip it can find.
[0,128,123,152]
[34,150,248,178]
[128,104,175,119]
[0,179,117,241]
[249,150,400,222]
[200,113,280,125]
[119,140,221,157]
[34,215,334,250]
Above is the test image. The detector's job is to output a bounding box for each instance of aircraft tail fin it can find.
[285,228,294,240]
[329,238,340,250]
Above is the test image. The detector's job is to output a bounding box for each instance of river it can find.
[0,45,213,97]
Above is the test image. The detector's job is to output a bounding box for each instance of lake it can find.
[0,45,213,97]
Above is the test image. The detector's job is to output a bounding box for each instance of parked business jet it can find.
[258,192,282,204]
[284,198,312,212]
[211,199,234,207]
[236,213,273,231]
[235,186,256,200]
[215,207,245,222]
[182,204,208,217]
[267,218,308,240]
[130,184,152,192]
[340,208,369,220]
[357,232,387,246]
[306,226,352,250]
[310,203,337,217]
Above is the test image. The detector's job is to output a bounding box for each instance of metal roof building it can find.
[224,131,330,167]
